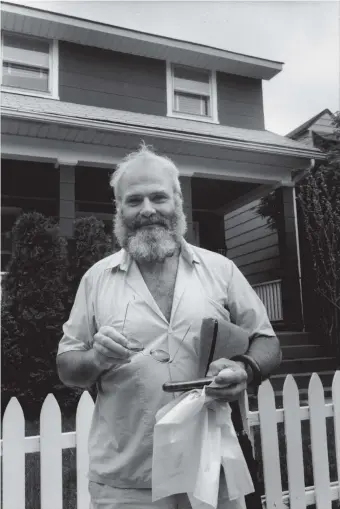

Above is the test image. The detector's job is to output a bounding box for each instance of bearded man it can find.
[57,144,281,509]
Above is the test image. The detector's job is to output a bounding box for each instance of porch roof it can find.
[1,92,323,160]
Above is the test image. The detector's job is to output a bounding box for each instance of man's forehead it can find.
[119,163,173,196]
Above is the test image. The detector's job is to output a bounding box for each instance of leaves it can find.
[297,112,340,353]
[1,212,111,419]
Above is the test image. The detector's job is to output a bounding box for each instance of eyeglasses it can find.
[122,301,191,364]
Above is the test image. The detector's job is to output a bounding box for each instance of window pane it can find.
[174,65,210,83]
[173,65,210,96]
[3,33,50,68]
[2,62,49,92]
[174,92,210,116]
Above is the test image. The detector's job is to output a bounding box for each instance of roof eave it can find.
[1,107,324,160]
[1,2,283,80]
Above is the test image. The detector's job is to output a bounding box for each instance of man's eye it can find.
[127,198,141,205]
[153,195,167,203]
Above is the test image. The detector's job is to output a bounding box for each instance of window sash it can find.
[174,91,210,117]
[2,62,49,92]
[3,33,50,69]
[1,33,55,95]
[171,64,213,117]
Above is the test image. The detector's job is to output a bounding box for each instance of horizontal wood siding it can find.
[225,199,281,285]
[59,42,166,115]
[312,112,334,133]
[217,72,265,130]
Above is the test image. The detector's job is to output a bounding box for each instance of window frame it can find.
[1,32,59,100]
[166,61,219,123]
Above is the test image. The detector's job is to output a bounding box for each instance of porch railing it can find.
[253,279,283,322]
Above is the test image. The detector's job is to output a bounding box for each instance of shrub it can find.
[1,212,69,418]
[1,213,113,419]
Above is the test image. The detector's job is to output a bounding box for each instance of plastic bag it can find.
[152,388,254,509]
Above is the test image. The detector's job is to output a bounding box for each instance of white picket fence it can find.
[1,372,340,509]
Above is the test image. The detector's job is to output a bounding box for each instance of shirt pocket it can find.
[205,296,231,323]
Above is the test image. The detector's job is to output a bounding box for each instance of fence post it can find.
[309,373,332,509]
[76,391,95,509]
[40,394,63,509]
[2,398,26,509]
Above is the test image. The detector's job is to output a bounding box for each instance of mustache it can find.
[131,214,169,230]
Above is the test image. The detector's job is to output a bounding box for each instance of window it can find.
[1,33,58,98]
[166,63,218,122]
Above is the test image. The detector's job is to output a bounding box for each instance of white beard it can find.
[114,199,187,263]
[125,225,178,263]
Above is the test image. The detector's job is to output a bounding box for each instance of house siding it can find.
[312,112,334,133]
[58,42,266,128]
[217,72,265,130]
[224,199,281,285]
[59,42,167,115]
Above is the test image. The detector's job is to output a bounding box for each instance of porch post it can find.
[179,176,195,244]
[57,160,77,238]
[277,185,304,330]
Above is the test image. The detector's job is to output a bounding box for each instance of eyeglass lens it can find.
[126,338,170,363]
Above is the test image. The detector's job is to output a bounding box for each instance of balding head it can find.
[110,143,182,204]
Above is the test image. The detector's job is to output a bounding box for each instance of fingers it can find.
[206,358,241,377]
[214,366,247,385]
[205,357,248,402]
[99,326,129,347]
[206,380,247,402]
[93,326,131,362]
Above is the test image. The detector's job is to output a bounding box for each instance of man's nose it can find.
[140,198,155,216]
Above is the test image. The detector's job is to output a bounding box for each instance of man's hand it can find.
[92,326,132,371]
[205,358,248,402]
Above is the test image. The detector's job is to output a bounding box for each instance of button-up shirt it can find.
[57,240,275,488]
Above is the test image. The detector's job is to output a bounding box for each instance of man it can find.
[57,144,281,509]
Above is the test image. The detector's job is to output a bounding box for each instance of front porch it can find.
[1,156,301,334]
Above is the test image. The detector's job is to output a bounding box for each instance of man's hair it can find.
[110,142,182,203]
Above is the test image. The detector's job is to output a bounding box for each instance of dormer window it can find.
[1,33,58,98]
[166,63,218,123]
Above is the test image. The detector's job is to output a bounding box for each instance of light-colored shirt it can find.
[57,240,275,489]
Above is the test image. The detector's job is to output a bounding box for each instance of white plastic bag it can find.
[152,388,254,509]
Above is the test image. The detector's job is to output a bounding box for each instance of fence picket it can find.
[40,394,63,509]
[308,373,332,509]
[2,397,25,509]
[1,374,339,508]
[76,391,95,509]
[258,380,285,509]
[332,371,340,502]
[283,375,306,509]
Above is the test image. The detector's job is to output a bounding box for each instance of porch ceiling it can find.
[192,177,257,212]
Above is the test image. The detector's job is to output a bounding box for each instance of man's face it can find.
[114,162,187,263]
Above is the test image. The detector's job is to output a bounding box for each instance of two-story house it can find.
[1,0,325,361]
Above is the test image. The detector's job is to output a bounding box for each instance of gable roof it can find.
[286,109,334,139]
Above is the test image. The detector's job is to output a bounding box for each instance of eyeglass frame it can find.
[121,300,192,364]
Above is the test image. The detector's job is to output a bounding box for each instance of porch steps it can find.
[272,330,338,397]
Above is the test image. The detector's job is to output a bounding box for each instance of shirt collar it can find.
[105,238,199,272]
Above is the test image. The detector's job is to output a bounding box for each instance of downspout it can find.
[291,158,315,332]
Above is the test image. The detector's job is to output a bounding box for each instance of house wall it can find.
[311,112,334,133]
[59,42,167,116]
[224,199,281,285]
[58,42,265,129]
[217,72,265,130]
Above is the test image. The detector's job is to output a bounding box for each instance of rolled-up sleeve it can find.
[227,261,276,339]
[57,272,97,355]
